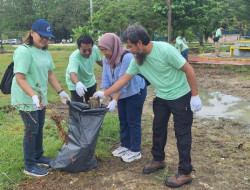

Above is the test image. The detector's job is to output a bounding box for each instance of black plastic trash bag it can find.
[50,101,109,172]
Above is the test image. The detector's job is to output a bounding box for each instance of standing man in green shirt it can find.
[66,35,103,103]
[94,24,202,188]
[215,25,225,57]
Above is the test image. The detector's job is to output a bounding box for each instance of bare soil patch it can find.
[18,64,250,190]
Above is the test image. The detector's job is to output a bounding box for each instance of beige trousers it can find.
[215,42,220,56]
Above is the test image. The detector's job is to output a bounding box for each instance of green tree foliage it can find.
[91,0,167,38]
[227,0,250,25]
[48,0,90,42]
[225,0,250,37]
[0,0,249,43]
[0,0,36,38]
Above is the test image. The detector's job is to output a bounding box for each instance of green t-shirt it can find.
[176,36,187,44]
[66,45,101,90]
[216,28,222,42]
[175,38,188,52]
[126,41,190,100]
[11,45,55,111]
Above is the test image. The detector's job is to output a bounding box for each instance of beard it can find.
[134,49,146,66]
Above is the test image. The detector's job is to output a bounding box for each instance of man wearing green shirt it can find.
[66,35,103,103]
[176,33,187,44]
[215,25,225,57]
[172,36,189,60]
[94,24,202,188]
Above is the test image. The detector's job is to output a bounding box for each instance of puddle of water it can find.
[196,87,250,125]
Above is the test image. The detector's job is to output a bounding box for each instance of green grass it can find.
[0,51,119,189]
[178,42,233,54]
[0,45,16,53]
[49,45,77,51]
[222,65,250,72]
[0,44,77,53]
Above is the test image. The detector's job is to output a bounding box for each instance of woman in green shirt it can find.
[11,19,70,177]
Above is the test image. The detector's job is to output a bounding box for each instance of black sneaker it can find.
[24,165,49,177]
[36,155,51,167]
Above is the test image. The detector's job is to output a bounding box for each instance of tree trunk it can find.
[165,0,171,43]
[199,30,204,46]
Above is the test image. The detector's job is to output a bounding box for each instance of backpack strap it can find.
[120,51,130,62]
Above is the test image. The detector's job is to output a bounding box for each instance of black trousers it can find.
[152,92,193,175]
[70,83,97,103]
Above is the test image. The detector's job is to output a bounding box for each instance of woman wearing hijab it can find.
[98,33,147,163]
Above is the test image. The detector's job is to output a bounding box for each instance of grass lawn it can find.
[0,48,119,189]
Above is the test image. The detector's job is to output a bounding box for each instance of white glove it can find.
[59,91,71,104]
[76,81,87,97]
[32,95,41,110]
[107,100,117,112]
[93,91,106,100]
[99,98,103,104]
[190,95,202,112]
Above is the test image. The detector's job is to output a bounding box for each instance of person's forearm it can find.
[70,72,79,85]
[181,63,198,96]
[104,79,127,97]
[48,71,62,93]
[180,44,183,52]
[15,74,36,97]
[186,73,198,96]
[104,73,133,97]
[97,60,103,67]
[113,93,121,101]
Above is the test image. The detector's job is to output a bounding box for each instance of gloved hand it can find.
[32,95,41,110]
[190,95,202,112]
[93,91,106,100]
[107,100,117,112]
[59,91,71,104]
[99,98,104,104]
[76,81,87,97]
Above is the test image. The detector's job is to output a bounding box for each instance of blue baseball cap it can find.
[32,19,55,38]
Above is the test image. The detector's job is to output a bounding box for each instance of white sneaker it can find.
[121,150,141,163]
[112,146,129,157]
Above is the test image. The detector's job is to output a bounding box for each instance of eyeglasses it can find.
[80,48,92,53]
[38,34,50,40]
[99,49,110,54]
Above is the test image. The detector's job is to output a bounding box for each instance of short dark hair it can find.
[181,33,185,37]
[77,35,94,48]
[122,24,150,45]
[221,25,226,29]
[171,37,177,42]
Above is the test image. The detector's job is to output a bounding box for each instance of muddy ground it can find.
[18,63,250,190]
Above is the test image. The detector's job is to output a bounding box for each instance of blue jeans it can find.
[19,108,46,168]
[117,86,147,152]
[152,92,193,175]
[181,49,189,61]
